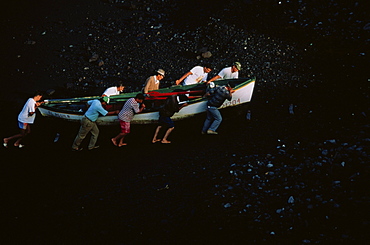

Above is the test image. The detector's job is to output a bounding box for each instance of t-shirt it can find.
[118,98,141,122]
[218,67,238,80]
[103,87,120,97]
[183,66,208,85]
[18,98,36,124]
[85,100,108,122]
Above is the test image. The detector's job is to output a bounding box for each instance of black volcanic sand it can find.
[1,0,369,244]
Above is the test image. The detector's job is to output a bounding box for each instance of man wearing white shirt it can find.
[176,64,213,86]
[3,91,43,148]
[102,83,125,97]
[206,62,241,84]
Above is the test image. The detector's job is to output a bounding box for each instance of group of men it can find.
[3,62,241,150]
[153,61,241,136]
[175,61,241,86]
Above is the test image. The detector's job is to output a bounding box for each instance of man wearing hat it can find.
[143,69,165,93]
[206,62,241,84]
[72,97,119,151]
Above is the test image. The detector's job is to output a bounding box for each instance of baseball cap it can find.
[234,62,242,70]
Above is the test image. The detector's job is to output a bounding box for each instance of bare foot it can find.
[161,140,171,144]
[118,143,127,147]
[3,138,8,148]
[152,139,161,144]
[111,138,117,146]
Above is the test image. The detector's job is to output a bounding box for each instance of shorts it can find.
[159,115,174,128]
[18,121,28,129]
[119,120,130,134]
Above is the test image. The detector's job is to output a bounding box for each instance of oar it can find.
[148,90,204,97]
[44,96,101,104]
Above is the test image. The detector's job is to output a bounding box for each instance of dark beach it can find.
[0,0,369,244]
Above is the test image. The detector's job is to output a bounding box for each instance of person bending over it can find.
[3,91,44,148]
[175,64,212,86]
[152,95,188,144]
[206,62,241,84]
[201,84,234,135]
[111,93,146,147]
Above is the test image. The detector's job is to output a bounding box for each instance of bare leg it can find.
[111,137,118,146]
[4,127,28,147]
[112,133,124,146]
[161,127,174,143]
[4,134,23,144]
[118,133,128,147]
[14,137,23,147]
[112,133,127,147]
[152,126,162,143]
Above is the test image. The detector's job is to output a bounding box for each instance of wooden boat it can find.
[38,78,256,125]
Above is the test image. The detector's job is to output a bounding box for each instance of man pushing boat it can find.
[111,93,146,147]
[142,69,165,94]
[175,64,213,86]
[151,94,188,144]
[3,91,44,148]
[102,82,125,97]
[206,62,241,84]
[71,97,119,151]
[201,83,235,135]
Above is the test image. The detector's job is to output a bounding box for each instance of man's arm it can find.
[106,110,120,115]
[206,75,221,84]
[29,100,44,116]
[226,88,234,101]
[133,101,146,114]
[178,103,188,110]
[138,103,146,113]
[176,71,192,85]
